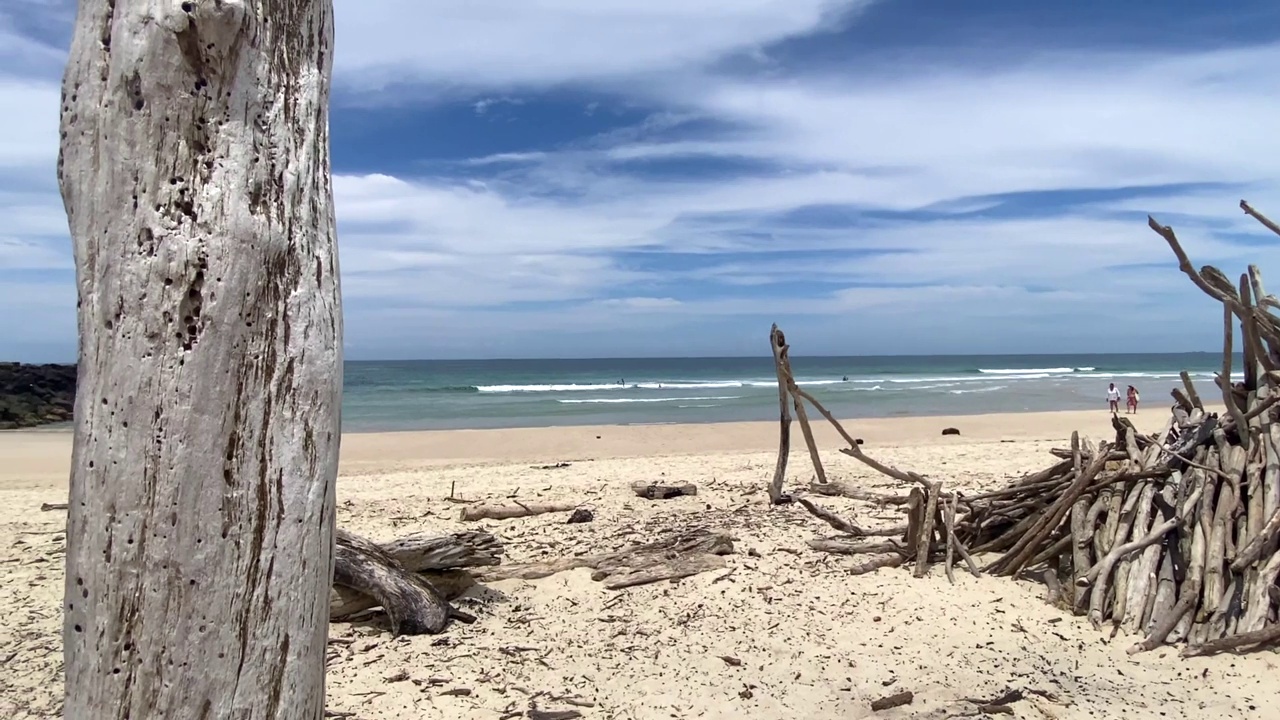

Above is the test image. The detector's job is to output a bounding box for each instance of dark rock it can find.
[566,508,595,524]
[942,427,961,436]
[0,362,77,429]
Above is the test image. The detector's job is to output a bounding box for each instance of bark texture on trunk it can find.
[58,1,340,717]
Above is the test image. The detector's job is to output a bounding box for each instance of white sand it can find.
[2,410,1277,719]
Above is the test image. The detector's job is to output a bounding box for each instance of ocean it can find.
[341,353,1235,432]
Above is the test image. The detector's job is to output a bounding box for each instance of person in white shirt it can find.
[1106,383,1121,413]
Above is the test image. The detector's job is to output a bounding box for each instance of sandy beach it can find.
[2,408,1276,719]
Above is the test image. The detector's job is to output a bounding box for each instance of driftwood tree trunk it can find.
[58,1,340,718]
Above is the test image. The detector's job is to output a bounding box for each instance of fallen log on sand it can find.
[330,530,503,623]
[631,481,698,499]
[460,501,579,521]
[331,569,478,621]
[332,527,491,632]
[333,529,463,635]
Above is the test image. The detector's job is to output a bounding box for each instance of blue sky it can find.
[2,0,1280,361]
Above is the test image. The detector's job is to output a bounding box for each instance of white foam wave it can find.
[878,373,1050,383]
[485,378,861,393]
[1073,372,1180,379]
[557,395,741,405]
[1072,372,1240,381]
[633,381,743,390]
[743,379,847,388]
[479,383,626,393]
[948,385,1007,394]
[479,381,744,393]
[978,367,1075,375]
[477,369,1235,395]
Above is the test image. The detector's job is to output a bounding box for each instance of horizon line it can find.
[344,349,1223,362]
[3,349,1227,366]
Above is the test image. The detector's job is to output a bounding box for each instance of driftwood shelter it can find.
[767,199,1280,658]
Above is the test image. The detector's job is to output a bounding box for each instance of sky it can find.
[2,1,1280,361]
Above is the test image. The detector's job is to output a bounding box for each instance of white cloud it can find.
[472,96,525,115]
[333,0,871,90]
[0,4,71,78]
[331,31,1280,347]
[615,44,1280,209]
[596,297,683,310]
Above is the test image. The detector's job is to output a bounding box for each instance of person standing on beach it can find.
[1107,383,1121,413]
[1126,385,1140,414]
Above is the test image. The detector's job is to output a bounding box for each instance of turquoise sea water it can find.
[341,353,1234,431]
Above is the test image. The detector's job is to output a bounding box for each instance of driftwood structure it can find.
[773,200,1280,657]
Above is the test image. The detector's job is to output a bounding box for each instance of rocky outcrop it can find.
[0,363,76,429]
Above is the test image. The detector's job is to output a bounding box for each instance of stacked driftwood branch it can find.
[769,324,981,579]
[770,198,1280,657]
[331,528,504,634]
[331,525,735,633]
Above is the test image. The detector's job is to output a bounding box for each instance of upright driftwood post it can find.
[768,324,793,504]
[58,1,340,717]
